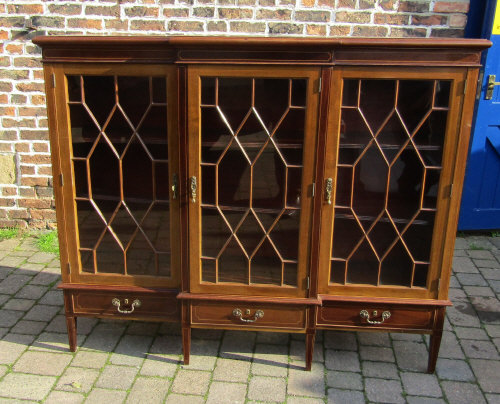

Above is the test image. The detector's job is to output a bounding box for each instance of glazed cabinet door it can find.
[318,67,467,299]
[53,64,180,287]
[187,66,320,297]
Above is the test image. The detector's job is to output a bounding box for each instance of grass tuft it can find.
[0,227,19,242]
[37,231,59,255]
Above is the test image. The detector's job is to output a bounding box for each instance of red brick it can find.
[430,28,464,37]
[6,44,23,54]
[130,20,165,31]
[11,94,27,104]
[391,27,424,37]
[193,7,215,17]
[3,118,36,128]
[399,1,430,12]
[268,22,303,34]
[35,187,53,198]
[336,11,371,23]
[338,0,355,7]
[38,119,48,128]
[29,209,56,221]
[0,107,15,116]
[15,143,30,153]
[375,13,409,25]
[163,8,189,17]
[168,21,204,31]
[0,95,7,104]
[19,199,52,209]
[0,82,13,92]
[32,143,50,153]
[125,6,159,17]
[412,15,447,26]
[33,70,45,80]
[20,188,36,198]
[0,17,25,28]
[9,209,29,220]
[7,4,44,14]
[21,177,49,187]
[219,8,253,19]
[0,219,27,229]
[20,130,49,141]
[0,70,30,80]
[0,198,15,207]
[359,0,376,9]
[31,95,46,105]
[13,58,42,68]
[230,21,266,33]
[380,0,397,10]
[301,0,315,6]
[295,10,330,22]
[20,155,52,165]
[18,107,47,118]
[21,166,36,175]
[353,25,388,36]
[0,131,17,141]
[47,4,82,15]
[37,167,53,176]
[105,20,129,30]
[1,187,17,196]
[449,14,467,28]
[68,19,103,30]
[256,9,292,20]
[0,31,8,40]
[16,82,45,92]
[329,25,351,36]
[85,5,120,17]
[433,1,469,13]
[306,24,327,35]
[318,0,334,6]
[207,21,227,32]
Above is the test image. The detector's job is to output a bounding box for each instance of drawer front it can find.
[72,291,180,321]
[317,303,435,331]
[191,301,307,330]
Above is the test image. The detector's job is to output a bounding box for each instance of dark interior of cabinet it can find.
[67,74,172,277]
[200,77,307,287]
[330,78,451,288]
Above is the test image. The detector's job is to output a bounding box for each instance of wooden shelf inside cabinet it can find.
[34,35,490,374]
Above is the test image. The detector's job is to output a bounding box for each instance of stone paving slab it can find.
[0,234,497,402]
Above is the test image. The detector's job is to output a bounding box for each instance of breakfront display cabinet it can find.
[34,36,489,372]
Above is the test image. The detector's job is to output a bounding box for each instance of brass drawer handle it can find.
[360,309,391,325]
[232,308,264,323]
[189,176,197,203]
[325,178,333,204]
[112,298,141,314]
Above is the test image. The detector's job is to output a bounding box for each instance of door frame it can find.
[187,65,321,297]
[52,63,180,287]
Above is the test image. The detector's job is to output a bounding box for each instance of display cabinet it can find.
[34,36,489,372]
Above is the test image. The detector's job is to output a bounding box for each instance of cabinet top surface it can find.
[33,35,490,49]
[33,35,491,66]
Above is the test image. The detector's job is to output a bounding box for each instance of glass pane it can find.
[80,250,94,273]
[68,74,171,279]
[200,76,306,287]
[127,231,156,276]
[67,75,82,102]
[96,231,123,274]
[69,104,99,158]
[332,78,450,288]
[73,160,88,198]
[83,75,115,126]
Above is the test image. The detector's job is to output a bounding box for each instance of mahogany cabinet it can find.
[34,36,489,372]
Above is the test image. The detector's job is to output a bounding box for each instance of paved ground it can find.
[0,234,499,403]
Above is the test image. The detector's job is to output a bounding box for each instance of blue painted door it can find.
[459,0,500,230]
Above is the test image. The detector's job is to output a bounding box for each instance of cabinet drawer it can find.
[317,302,436,331]
[191,301,307,331]
[71,290,180,321]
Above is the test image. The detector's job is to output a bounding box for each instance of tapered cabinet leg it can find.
[182,326,191,365]
[305,331,316,371]
[427,307,446,373]
[65,315,77,352]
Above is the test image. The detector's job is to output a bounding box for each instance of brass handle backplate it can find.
[171,173,178,200]
[189,176,197,203]
[325,178,333,204]
[112,298,141,314]
[359,309,391,325]
[232,308,264,323]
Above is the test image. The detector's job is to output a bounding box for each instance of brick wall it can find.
[0,0,470,229]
